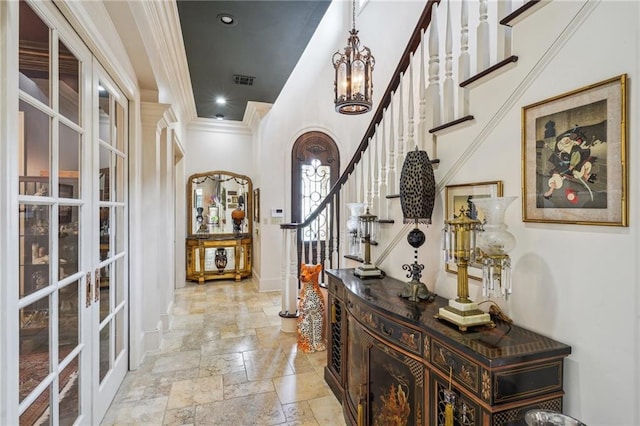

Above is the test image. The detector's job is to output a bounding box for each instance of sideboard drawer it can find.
[348,295,423,357]
[328,276,345,300]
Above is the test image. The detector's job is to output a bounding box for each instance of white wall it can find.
[184,121,253,179]
[256,0,639,424]
[147,0,637,423]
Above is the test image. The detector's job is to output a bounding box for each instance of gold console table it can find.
[186,235,251,283]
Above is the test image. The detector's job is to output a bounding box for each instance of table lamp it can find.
[354,208,383,278]
[398,148,436,302]
[438,210,492,330]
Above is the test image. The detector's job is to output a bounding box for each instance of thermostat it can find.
[271,208,284,218]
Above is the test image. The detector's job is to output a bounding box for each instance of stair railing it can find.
[280,0,540,320]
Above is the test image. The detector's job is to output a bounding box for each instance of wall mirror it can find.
[188,171,252,237]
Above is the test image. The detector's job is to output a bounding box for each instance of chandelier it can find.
[332,0,375,115]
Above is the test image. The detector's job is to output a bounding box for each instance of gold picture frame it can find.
[522,74,627,226]
[444,181,503,281]
[253,188,260,222]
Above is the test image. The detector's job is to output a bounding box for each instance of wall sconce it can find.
[471,196,517,300]
[354,208,383,278]
[438,212,492,331]
[398,149,436,302]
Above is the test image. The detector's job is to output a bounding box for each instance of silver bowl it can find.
[525,410,586,426]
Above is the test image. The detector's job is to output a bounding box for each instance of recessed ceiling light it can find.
[215,114,224,120]
[216,97,226,105]
[217,13,236,26]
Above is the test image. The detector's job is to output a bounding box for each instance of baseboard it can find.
[143,320,163,353]
[160,300,174,332]
[257,276,282,292]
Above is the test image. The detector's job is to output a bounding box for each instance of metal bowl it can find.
[524,410,586,426]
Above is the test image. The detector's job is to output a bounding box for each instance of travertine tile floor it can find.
[101,279,346,426]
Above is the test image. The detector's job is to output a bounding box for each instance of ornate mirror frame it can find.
[188,170,253,237]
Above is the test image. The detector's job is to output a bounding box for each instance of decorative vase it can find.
[209,205,219,225]
[231,207,245,235]
[215,248,227,273]
[346,202,365,256]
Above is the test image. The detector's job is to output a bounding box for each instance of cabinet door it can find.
[432,374,481,426]
[325,292,344,389]
[348,319,425,425]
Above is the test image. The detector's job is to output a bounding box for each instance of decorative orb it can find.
[407,228,425,249]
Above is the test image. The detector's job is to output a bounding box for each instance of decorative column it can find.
[279,224,299,333]
[139,101,170,353]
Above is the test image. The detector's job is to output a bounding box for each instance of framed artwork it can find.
[522,74,627,226]
[444,181,503,281]
[253,188,260,222]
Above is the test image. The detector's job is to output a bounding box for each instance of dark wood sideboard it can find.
[324,269,571,426]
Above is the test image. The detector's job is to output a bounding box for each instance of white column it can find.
[140,101,170,353]
[443,0,455,123]
[477,0,491,72]
[458,0,471,116]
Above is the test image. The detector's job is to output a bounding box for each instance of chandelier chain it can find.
[352,0,356,31]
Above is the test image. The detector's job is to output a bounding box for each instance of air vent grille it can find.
[233,74,255,86]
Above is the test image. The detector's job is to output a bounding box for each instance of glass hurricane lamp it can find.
[471,196,517,300]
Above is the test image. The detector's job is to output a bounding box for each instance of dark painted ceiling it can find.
[176,0,331,122]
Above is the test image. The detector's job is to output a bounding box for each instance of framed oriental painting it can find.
[522,74,627,226]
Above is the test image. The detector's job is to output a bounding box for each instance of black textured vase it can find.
[399,149,436,224]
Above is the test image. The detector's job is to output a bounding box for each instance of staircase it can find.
[278,0,558,320]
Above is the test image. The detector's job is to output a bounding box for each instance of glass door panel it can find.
[92,71,128,422]
[18,1,50,106]
[58,40,80,125]
[17,3,88,425]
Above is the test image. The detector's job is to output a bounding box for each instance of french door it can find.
[14,1,129,424]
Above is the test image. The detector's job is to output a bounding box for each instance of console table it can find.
[324,269,571,426]
[186,235,251,283]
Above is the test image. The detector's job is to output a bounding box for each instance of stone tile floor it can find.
[101,279,346,426]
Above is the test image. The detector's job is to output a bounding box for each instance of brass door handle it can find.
[94,268,101,302]
[85,272,92,307]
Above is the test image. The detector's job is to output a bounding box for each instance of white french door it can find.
[90,62,129,423]
[13,1,129,424]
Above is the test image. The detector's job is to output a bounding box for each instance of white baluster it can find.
[315,216,321,266]
[407,54,416,152]
[366,141,373,211]
[387,92,396,195]
[498,0,513,60]
[459,0,470,116]
[418,29,427,150]
[372,127,380,214]
[428,4,442,129]
[443,0,455,123]
[396,74,405,193]
[477,0,490,72]
[379,111,388,219]
[324,207,330,271]
[358,157,364,205]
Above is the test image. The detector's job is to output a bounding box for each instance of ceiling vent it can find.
[233,74,255,86]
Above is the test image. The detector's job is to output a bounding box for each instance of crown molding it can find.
[189,117,252,136]
[243,101,272,131]
[129,1,197,124]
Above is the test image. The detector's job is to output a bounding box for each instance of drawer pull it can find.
[347,300,354,309]
[331,304,337,324]
[357,401,364,426]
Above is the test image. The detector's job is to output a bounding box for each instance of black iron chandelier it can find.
[332,0,375,115]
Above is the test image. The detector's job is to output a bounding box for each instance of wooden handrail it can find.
[281,0,440,230]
